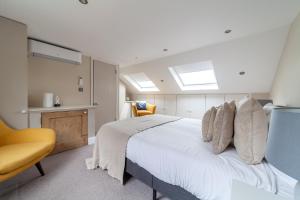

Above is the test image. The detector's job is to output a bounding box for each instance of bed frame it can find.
[124,99,273,200]
[125,159,199,200]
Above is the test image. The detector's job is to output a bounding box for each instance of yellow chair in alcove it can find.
[0,120,56,182]
[132,103,157,117]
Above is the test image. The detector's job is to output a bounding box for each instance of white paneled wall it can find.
[154,95,177,115]
[154,95,165,114]
[176,95,205,118]
[205,95,225,111]
[132,94,249,119]
[134,95,155,104]
[164,95,177,115]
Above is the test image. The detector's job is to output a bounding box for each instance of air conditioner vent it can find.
[28,39,82,64]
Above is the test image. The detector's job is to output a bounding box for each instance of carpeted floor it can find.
[0,145,169,200]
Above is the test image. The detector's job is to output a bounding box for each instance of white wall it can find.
[119,81,126,119]
[28,55,91,107]
[131,93,269,119]
[119,81,131,119]
[0,17,28,129]
[271,13,300,107]
[131,93,267,119]
[121,26,289,95]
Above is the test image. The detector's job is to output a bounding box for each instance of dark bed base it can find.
[125,159,199,200]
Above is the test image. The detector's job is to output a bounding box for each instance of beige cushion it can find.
[202,108,211,141]
[229,101,236,110]
[234,98,268,164]
[202,107,217,142]
[212,102,236,154]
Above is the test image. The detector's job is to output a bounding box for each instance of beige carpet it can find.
[0,145,169,200]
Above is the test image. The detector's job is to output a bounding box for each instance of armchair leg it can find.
[152,189,157,200]
[35,162,45,176]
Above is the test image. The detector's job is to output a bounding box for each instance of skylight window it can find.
[137,81,155,88]
[169,61,218,91]
[123,73,159,92]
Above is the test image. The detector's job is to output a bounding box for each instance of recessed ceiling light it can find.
[163,49,168,52]
[239,71,246,75]
[224,29,232,34]
[79,0,88,5]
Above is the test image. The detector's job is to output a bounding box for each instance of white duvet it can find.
[126,118,296,200]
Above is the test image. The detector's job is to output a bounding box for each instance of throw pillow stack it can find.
[202,97,268,165]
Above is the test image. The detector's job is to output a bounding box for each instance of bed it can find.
[87,100,296,200]
[125,118,296,200]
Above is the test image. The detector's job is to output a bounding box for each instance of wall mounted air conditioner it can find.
[28,39,82,64]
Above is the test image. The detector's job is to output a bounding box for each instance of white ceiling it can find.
[0,0,300,66]
[120,26,289,94]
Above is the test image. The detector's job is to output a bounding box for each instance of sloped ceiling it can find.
[120,26,289,94]
[0,0,300,66]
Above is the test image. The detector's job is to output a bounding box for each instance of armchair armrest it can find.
[147,104,156,114]
[0,120,14,136]
[0,120,14,146]
[132,104,138,117]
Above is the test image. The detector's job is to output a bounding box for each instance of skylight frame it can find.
[123,73,159,92]
[169,61,219,91]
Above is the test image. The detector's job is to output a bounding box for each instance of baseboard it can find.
[88,136,96,145]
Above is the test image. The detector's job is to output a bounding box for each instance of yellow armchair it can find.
[0,120,56,182]
[132,103,157,117]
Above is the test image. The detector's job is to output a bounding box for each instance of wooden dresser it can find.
[41,110,88,154]
[28,105,96,154]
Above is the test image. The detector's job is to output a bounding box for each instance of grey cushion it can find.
[234,98,268,164]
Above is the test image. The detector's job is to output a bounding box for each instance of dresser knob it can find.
[83,111,87,114]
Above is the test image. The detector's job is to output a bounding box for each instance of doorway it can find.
[93,60,118,132]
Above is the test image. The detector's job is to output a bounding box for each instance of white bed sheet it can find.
[126,118,296,200]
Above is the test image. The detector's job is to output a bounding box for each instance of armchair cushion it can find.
[0,142,53,174]
[136,110,152,116]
